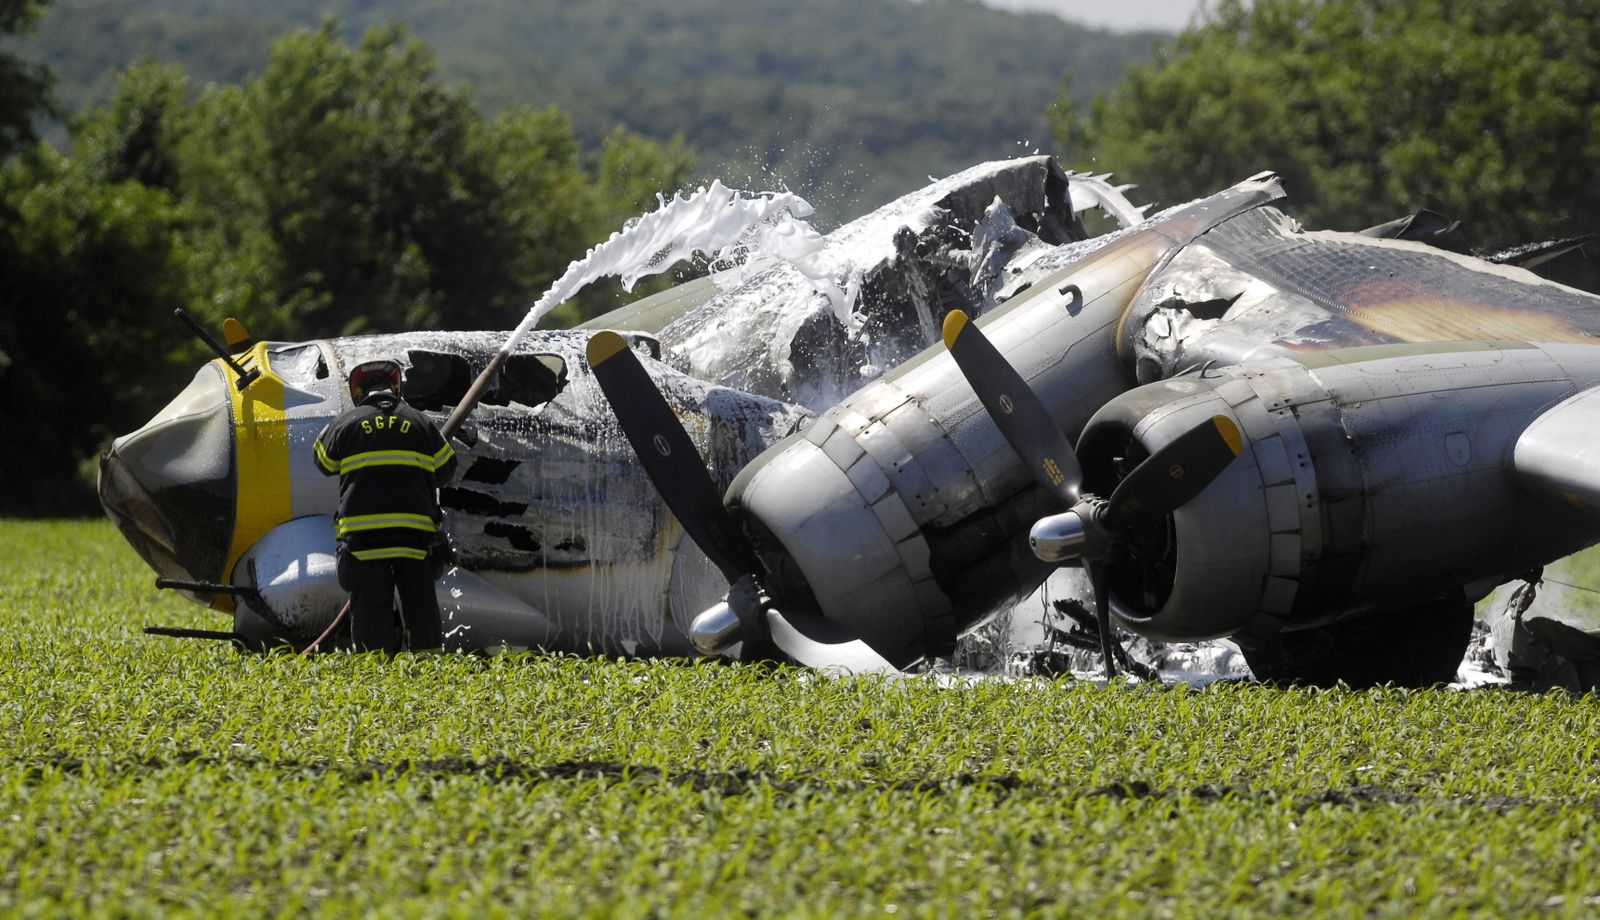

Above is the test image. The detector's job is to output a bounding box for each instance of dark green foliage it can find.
[1055,0,1600,282]
[0,0,56,159]
[0,144,201,513]
[160,20,694,338]
[27,0,1159,223]
[180,23,589,338]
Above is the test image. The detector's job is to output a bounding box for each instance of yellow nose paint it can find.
[218,342,291,611]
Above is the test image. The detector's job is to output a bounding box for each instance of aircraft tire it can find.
[1242,594,1475,689]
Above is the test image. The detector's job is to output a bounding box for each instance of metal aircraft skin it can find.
[101,157,1600,683]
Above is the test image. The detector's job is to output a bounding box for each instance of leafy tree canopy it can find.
[0,0,55,159]
[1054,0,1600,272]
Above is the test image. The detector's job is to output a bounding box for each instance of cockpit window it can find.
[402,350,568,412]
[403,351,472,412]
[492,354,568,408]
[267,344,328,386]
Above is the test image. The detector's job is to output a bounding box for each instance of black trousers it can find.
[337,552,444,653]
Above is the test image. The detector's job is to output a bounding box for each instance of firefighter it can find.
[313,359,458,652]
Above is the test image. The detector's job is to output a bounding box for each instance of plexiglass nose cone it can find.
[98,364,236,589]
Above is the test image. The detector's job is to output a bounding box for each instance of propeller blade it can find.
[942,309,1082,506]
[765,608,901,674]
[1102,414,1243,530]
[587,331,762,582]
[1086,560,1117,680]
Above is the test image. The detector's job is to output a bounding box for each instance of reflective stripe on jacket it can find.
[313,390,458,553]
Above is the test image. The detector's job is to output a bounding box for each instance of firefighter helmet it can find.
[348,360,403,402]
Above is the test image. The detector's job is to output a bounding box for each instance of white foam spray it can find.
[498,181,820,355]
[709,217,866,335]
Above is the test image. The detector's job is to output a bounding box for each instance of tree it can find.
[1053,0,1600,279]
[179,21,696,338]
[0,145,200,513]
[0,0,55,161]
[181,22,525,337]
[0,0,56,440]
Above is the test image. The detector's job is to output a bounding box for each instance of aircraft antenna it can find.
[173,308,260,391]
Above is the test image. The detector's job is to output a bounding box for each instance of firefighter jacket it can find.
[312,390,458,562]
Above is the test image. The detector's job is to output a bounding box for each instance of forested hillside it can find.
[26,0,1159,223]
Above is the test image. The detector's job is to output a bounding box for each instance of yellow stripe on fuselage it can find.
[220,343,292,611]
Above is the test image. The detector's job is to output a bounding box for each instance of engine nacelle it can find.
[1078,342,1600,643]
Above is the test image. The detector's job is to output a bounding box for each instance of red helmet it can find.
[348,360,403,402]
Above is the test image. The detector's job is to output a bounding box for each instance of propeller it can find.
[942,309,1242,678]
[586,331,900,674]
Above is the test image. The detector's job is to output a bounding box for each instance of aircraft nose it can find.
[98,363,236,591]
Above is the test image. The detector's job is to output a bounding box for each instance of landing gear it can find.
[1242,594,1475,689]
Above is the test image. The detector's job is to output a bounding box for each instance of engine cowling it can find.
[1076,342,1600,644]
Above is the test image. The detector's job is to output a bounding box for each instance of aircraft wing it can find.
[1122,203,1600,381]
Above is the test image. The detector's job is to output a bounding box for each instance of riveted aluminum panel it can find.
[1273,407,1324,562]
[1216,378,1257,408]
[1269,533,1301,577]
[880,403,978,528]
[1233,394,1280,443]
[803,413,838,448]
[1264,483,1300,533]
[821,425,867,471]
[1259,576,1298,616]
[1253,435,1294,486]
[832,405,877,439]
[845,453,893,505]
[872,492,921,545]
[854,416,940,519]
[841,381,917,433]
[893,532,934,583]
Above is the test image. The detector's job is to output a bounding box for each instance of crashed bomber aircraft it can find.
[100,155,1600,685]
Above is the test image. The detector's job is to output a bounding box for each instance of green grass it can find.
[7,519,1600,916]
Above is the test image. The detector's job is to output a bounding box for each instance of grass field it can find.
[6,519,1600,916]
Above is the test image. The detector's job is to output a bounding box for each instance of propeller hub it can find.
[689,601,742,655]
[688,573,770,656]
[1029,502,1111,563]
